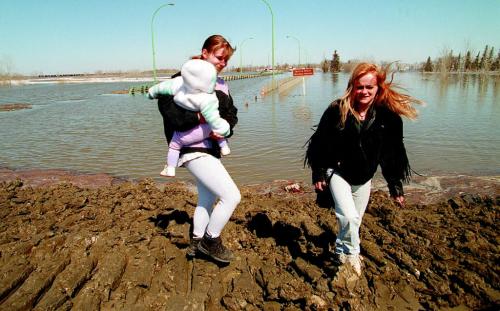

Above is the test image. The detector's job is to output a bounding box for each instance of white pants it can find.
[329,173,371,255]
[184,155,241,238]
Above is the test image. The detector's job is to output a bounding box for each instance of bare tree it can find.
[438,47,453,77]
[0,55,14,86]
[321,59,330,72]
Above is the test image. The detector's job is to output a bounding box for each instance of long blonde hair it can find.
[337,62,422,126]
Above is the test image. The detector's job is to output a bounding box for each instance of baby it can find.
[148,59,230,177]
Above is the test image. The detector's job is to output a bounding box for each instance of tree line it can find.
[322,44,500,74]
[423,45,500,72]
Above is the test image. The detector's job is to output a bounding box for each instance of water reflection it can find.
[425,73,499,106]
[494,76,500,100]
[477,75,489,101]
[331,73,339,84]
[292,96,312,123]
[460,74,469,90]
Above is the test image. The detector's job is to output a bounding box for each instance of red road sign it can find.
[292,68,314,76]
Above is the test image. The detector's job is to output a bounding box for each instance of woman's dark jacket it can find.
[157,72,238,158]
[305,100,410,197]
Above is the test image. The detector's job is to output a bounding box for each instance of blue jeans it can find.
[329,173,371,255]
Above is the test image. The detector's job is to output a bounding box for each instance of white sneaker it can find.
[335,253,363,275]
[346,254,362,276]
[338,253,347,264]
[160,165,175,177]
[220,145,231,156]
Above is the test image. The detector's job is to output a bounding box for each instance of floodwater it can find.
[0,72,499,185]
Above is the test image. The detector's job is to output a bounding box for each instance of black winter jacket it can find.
[305,100,410,197]
[157,73,238,158]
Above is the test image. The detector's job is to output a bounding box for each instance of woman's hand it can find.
[393,195,405,207]
[314,181,327,191]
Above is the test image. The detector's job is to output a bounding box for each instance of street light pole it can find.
[303,48,309,67]
[286,35,301,67]
[151,3,174,82]
[259,0,275,73]
[239,37,254,73]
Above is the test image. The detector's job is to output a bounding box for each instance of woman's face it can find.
[202,48,229,73]
[353,72,378,106]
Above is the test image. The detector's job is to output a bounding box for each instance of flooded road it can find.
[1,72,499,185]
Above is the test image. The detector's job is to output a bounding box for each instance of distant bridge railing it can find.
[128,71,284,95]
[38,74,86,78]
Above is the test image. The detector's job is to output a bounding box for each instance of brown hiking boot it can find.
[198,233,234,263]
[186,236,202,258]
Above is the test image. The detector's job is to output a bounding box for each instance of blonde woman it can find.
[305,62,422,275]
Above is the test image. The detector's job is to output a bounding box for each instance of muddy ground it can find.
[0,168,498,310]
[0,104,32,112]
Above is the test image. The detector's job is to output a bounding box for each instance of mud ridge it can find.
[0,176,499,310]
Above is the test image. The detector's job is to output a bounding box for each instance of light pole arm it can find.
[286,35,301,67]
[259,0,275,72]
[151,3,174,82]
[239,37,254,72]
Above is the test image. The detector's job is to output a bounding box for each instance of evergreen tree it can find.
[491,51,500,71]
[486,46,495,70]
[330,50,340,72]
[455,53,461,72]
[479,45,489,70]
[423,56,433,72]
[448,50,454,71]
[473,52,480,71]
[487,46,494,62]
[464,51,472,71]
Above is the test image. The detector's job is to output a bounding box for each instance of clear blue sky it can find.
[1,0,499,75]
